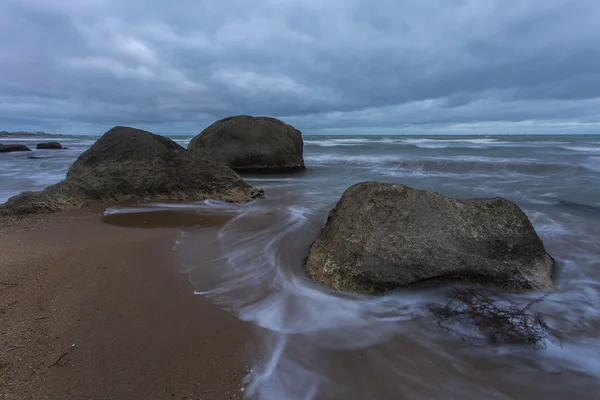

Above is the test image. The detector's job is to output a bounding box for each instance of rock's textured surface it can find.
[1,126,262,216]
[188,115,304,171]
[305,182,554,294]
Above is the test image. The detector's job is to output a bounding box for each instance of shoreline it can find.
[0,133,65,138]
[0,208,250,399]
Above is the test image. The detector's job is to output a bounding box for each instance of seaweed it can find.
[429,288,563,350]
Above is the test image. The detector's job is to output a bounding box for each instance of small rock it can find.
[36,142,63,150]
[0,144,32,153]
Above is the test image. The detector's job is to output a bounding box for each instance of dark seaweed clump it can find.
[429,288,563,350]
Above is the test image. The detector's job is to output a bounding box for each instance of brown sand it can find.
[0,208,250,400]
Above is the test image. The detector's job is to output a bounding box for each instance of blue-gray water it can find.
[3,134,600,398]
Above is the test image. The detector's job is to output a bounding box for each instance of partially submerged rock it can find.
[37,141,63,150]
[0,144,32,153]
[188,115,305,172]
[1,126,262,216]
[305,182,554,294]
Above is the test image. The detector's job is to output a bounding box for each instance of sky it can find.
[1,0,600,135]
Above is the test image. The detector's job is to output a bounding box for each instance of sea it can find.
[2,134,600,398]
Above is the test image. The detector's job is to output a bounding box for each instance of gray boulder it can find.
[37,141,63,150]
[305,182,554,295]
[0,144,32,152]
[188,115,305,172]
[1,126,262,216]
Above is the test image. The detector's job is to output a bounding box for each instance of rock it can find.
[0,126,263,216]
[188,115,305,172]
[0,144,32,152]
[0,182,87,215]
[37,141,63,150]
[305,182,554,295]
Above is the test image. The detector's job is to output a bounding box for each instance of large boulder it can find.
[188,115,305,172]
[1,126,262,216]
[37,141,63,150]
[305,182,554,295]
[0,144,31,152]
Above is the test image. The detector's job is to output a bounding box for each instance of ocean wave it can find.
[305,137,572,150]
[402,138,502,144]
[173,139,192,147]
[176,197,600,399]
[584,162,600,173]
[561,146,600,153]
[400,138,522,149]
[304,137,508,148]
[305,154,594,176]
[104,199,245,215]
[304,138,401,147]
[305,154,400,165]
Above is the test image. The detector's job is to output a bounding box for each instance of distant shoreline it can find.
[0,131,65,137]
[2,131,600,138]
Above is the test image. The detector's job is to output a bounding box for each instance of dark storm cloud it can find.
[1,0,600,134]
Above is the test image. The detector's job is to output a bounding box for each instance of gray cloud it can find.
[1,0,600,134]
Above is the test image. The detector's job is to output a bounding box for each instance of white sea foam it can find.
[304,154,579,180]
[304,153,400,165]
[398,137,511,149]
[176,191,600,399]
[305,138,401,147]
[173,138,192,147]
[561,146,600,153]
[304,137,512,149]
[305,153,539,165]
[103,199,246,215]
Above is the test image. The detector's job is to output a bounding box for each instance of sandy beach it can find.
[0,208,250,400]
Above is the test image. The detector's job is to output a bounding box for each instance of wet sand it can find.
[0,208,250,400]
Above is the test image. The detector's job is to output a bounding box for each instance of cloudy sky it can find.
[1,0,600,135]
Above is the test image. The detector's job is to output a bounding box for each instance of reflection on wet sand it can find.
[102,209,234,228]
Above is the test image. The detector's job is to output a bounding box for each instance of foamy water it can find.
[4,134,600,398]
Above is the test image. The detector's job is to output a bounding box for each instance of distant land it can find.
[0,131,65,137]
